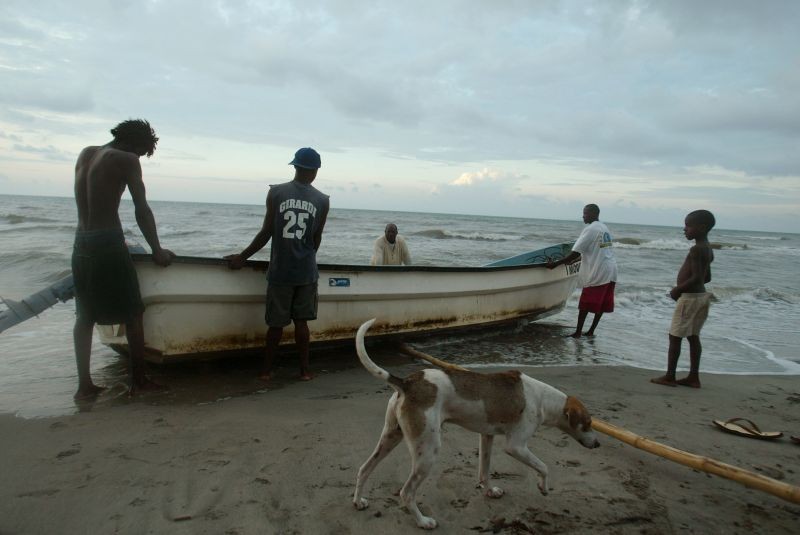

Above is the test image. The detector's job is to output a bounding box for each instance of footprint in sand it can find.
[56,446,81,459]
[621,471,651,500]
[17,489,60,498]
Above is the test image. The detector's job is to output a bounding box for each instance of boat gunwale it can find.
[131,251,569,274]
[138,277,575,305]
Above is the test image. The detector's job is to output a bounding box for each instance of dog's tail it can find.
[356,318,405,391]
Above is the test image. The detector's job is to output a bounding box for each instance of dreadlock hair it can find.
[687,209,716,231]
[110,119,159,157]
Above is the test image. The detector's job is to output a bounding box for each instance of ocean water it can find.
[1,194,799,418]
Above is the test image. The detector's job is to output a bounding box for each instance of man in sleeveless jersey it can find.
[226,148,329,381]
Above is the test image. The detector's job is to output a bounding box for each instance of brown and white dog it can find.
[352,318,599,530]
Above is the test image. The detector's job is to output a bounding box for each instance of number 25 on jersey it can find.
[282,210,309,239]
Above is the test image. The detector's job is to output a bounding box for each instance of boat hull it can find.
[98,248,579,363]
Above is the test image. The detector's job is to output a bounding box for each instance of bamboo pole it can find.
[397,344,800,506]
[399,344,466,372]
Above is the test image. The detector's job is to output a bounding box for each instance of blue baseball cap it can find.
[289,147,321,169]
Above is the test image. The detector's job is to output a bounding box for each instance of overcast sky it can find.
[1,0,798,232]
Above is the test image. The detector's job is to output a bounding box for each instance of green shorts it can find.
[265,282,318,328]
[72,229,144,325]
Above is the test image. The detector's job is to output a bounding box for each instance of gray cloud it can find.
[0,0,797,230]
[12,143,72,161]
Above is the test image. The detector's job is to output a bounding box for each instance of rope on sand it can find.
[398,344,800,506]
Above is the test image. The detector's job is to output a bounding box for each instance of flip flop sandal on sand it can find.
[712,418,783,440]
[791,436,800,445]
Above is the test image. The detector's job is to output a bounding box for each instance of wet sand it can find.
[1,359,799,534]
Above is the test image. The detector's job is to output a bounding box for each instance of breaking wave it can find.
[413,229,522,242]
[161,229,206,238]
[711,286,799,305]
[1,213,60,225]
[614,237,748,251]
[0,224,76,234]
[615,284,798,306]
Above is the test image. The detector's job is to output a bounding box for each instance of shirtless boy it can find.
[651,210,715,388]
[72,119,174,399]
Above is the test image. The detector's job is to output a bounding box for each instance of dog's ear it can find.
[564,407,579,429]
[563,397,583,429]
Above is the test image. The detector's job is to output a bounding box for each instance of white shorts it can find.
[669,292,712,338]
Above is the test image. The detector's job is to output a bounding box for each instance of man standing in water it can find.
[547,204,617,338]
[226,148,329,381]
[370,223,412,265]
[72,119,174,399]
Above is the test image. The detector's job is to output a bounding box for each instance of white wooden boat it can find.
[95,243,579,362]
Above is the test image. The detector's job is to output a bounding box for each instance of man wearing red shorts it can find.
[547,204,618,338]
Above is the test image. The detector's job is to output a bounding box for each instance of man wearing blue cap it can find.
[226,147,330,381]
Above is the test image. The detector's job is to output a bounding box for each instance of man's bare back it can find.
[75,146,141,231]
[72,119,173,400]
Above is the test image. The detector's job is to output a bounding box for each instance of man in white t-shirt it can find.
[547,204,618,338]
[370,223,412,265]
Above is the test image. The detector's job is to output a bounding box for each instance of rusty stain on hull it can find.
[310,305,553,341]
[167,333,267,355]
[130,303,562,363]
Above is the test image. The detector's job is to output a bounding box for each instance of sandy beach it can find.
[1,356,798,534]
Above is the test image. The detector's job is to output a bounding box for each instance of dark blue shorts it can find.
[265,282,318,328]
